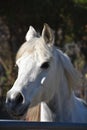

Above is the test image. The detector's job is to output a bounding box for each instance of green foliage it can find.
[73,0,87,9]
[74,0,87,4]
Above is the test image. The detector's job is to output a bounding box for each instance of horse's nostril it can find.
[15,92,24,105]
[6,92,24,108]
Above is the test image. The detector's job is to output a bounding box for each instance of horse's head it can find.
[6,24,56,117]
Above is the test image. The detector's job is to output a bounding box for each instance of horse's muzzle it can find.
[5,91,29,117]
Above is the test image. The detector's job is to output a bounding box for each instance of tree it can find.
[73,0,87,9]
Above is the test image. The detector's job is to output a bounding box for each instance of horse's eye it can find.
[41,62,49,69]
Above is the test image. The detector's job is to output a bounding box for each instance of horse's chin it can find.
[7,105,29,120]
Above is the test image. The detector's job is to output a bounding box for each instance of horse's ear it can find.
[25,26,37,41]
[42,23,54,45]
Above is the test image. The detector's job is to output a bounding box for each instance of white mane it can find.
[57,49,80,90]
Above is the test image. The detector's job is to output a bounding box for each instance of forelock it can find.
[16,37,52,62]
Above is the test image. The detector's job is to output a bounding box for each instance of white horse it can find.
[6,24,87,122]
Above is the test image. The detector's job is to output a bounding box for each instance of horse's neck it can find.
[41,80,74,122]
[53,76,74,121]
[41,52,75,121]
